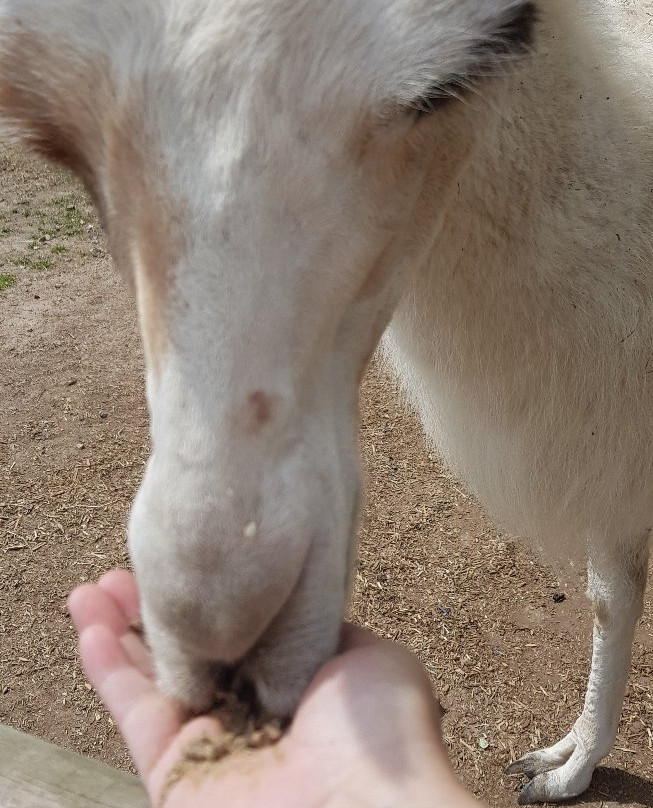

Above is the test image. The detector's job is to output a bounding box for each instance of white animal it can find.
[0,0,650,802]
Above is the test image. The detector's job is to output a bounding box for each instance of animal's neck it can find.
[412,0,652,315]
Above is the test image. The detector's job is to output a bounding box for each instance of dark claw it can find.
[505,757,528,776]
[506,755,538,778]
[517,779,541,805]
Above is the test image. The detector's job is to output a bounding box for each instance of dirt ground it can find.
[1,138,652,808]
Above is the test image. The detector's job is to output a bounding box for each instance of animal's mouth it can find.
[209,664,260,715]
[197,562,309,716]
[159,667,287,805]
[201,663,290,737]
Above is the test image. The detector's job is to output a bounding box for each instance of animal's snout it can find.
[129,448,313,655]
[127,416,358,715]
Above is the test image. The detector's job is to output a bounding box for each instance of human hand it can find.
[69,569,484,808]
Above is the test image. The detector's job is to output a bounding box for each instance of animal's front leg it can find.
[507,538,649,804]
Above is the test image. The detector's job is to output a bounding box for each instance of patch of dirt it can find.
[1,145,652,808]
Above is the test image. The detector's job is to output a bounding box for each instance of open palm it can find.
[69,569,482,808]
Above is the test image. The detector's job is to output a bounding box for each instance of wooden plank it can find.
[0,725,150,808]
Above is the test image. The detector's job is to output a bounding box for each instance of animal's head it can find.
[0,0,535,714]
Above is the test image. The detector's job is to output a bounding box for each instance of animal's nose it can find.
[126,437,355,714]
[126,368,360,714]
[131,498,311,644]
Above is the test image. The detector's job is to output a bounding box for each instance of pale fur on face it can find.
[1,0,651,802]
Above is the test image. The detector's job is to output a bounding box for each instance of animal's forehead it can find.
[2,0,535,127]
[0,0,535,198]
[144,2,383,106]
[75,0,530,102]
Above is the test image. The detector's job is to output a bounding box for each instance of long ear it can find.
[0,1,112,189]
[367,0,537,113]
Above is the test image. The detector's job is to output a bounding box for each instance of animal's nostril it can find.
[487,1,538,55]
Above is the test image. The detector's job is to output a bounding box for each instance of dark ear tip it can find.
[414,93,455,119]
[497,1,539,54]
[402,2,538,121]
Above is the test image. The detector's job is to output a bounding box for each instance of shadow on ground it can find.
[577,768,653,807]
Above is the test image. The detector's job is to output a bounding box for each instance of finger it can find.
[338,622,388,653]
[69,582,153,678]
[148,716,231,807]
[79,622,183,783]
[69,583,130,636]
[96,570,153,675]
[98,568,141,623]
[119,631,155,679]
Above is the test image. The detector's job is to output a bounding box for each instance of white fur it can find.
[0,0,650,802]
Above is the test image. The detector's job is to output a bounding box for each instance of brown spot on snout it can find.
[249,391,274,427]
[233,391,278,435]
[246,391,276,434]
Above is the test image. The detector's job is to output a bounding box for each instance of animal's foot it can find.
[507,732,597,804]
[506,734,575,779]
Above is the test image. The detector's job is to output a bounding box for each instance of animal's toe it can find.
[506,752,562,779]
[517,777,543,805]
[506,755,534,777]
[507,733,578,784]
[515,758,595,804]
[517,771,572,805]
[517,773,570,805]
